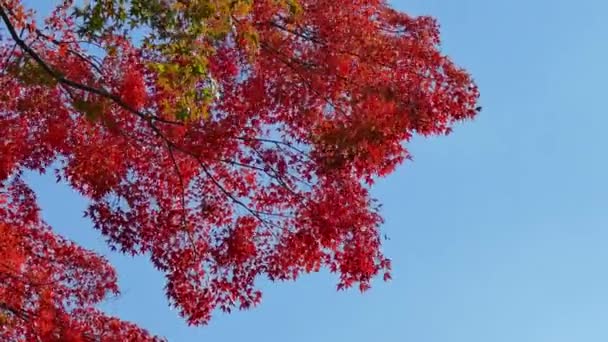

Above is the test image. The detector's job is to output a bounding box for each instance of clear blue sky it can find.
[24,0,608,341]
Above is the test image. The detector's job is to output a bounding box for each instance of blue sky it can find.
[23,0,608,341]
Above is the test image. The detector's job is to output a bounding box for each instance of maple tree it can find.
[0,0,479,340]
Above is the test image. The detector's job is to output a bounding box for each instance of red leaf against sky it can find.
[0,0,479,339]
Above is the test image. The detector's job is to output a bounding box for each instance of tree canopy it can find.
[0,0,479,340]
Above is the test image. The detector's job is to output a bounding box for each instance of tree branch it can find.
[0,5,182,126]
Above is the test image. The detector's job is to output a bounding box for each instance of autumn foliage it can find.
[0,0,479,340]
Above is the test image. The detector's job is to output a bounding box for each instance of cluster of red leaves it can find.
[0,179,163,341]
[0,0,479,339]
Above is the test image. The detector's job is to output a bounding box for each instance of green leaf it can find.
[192,63,206,75]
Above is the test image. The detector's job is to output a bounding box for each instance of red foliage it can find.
[0,0,479,339]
